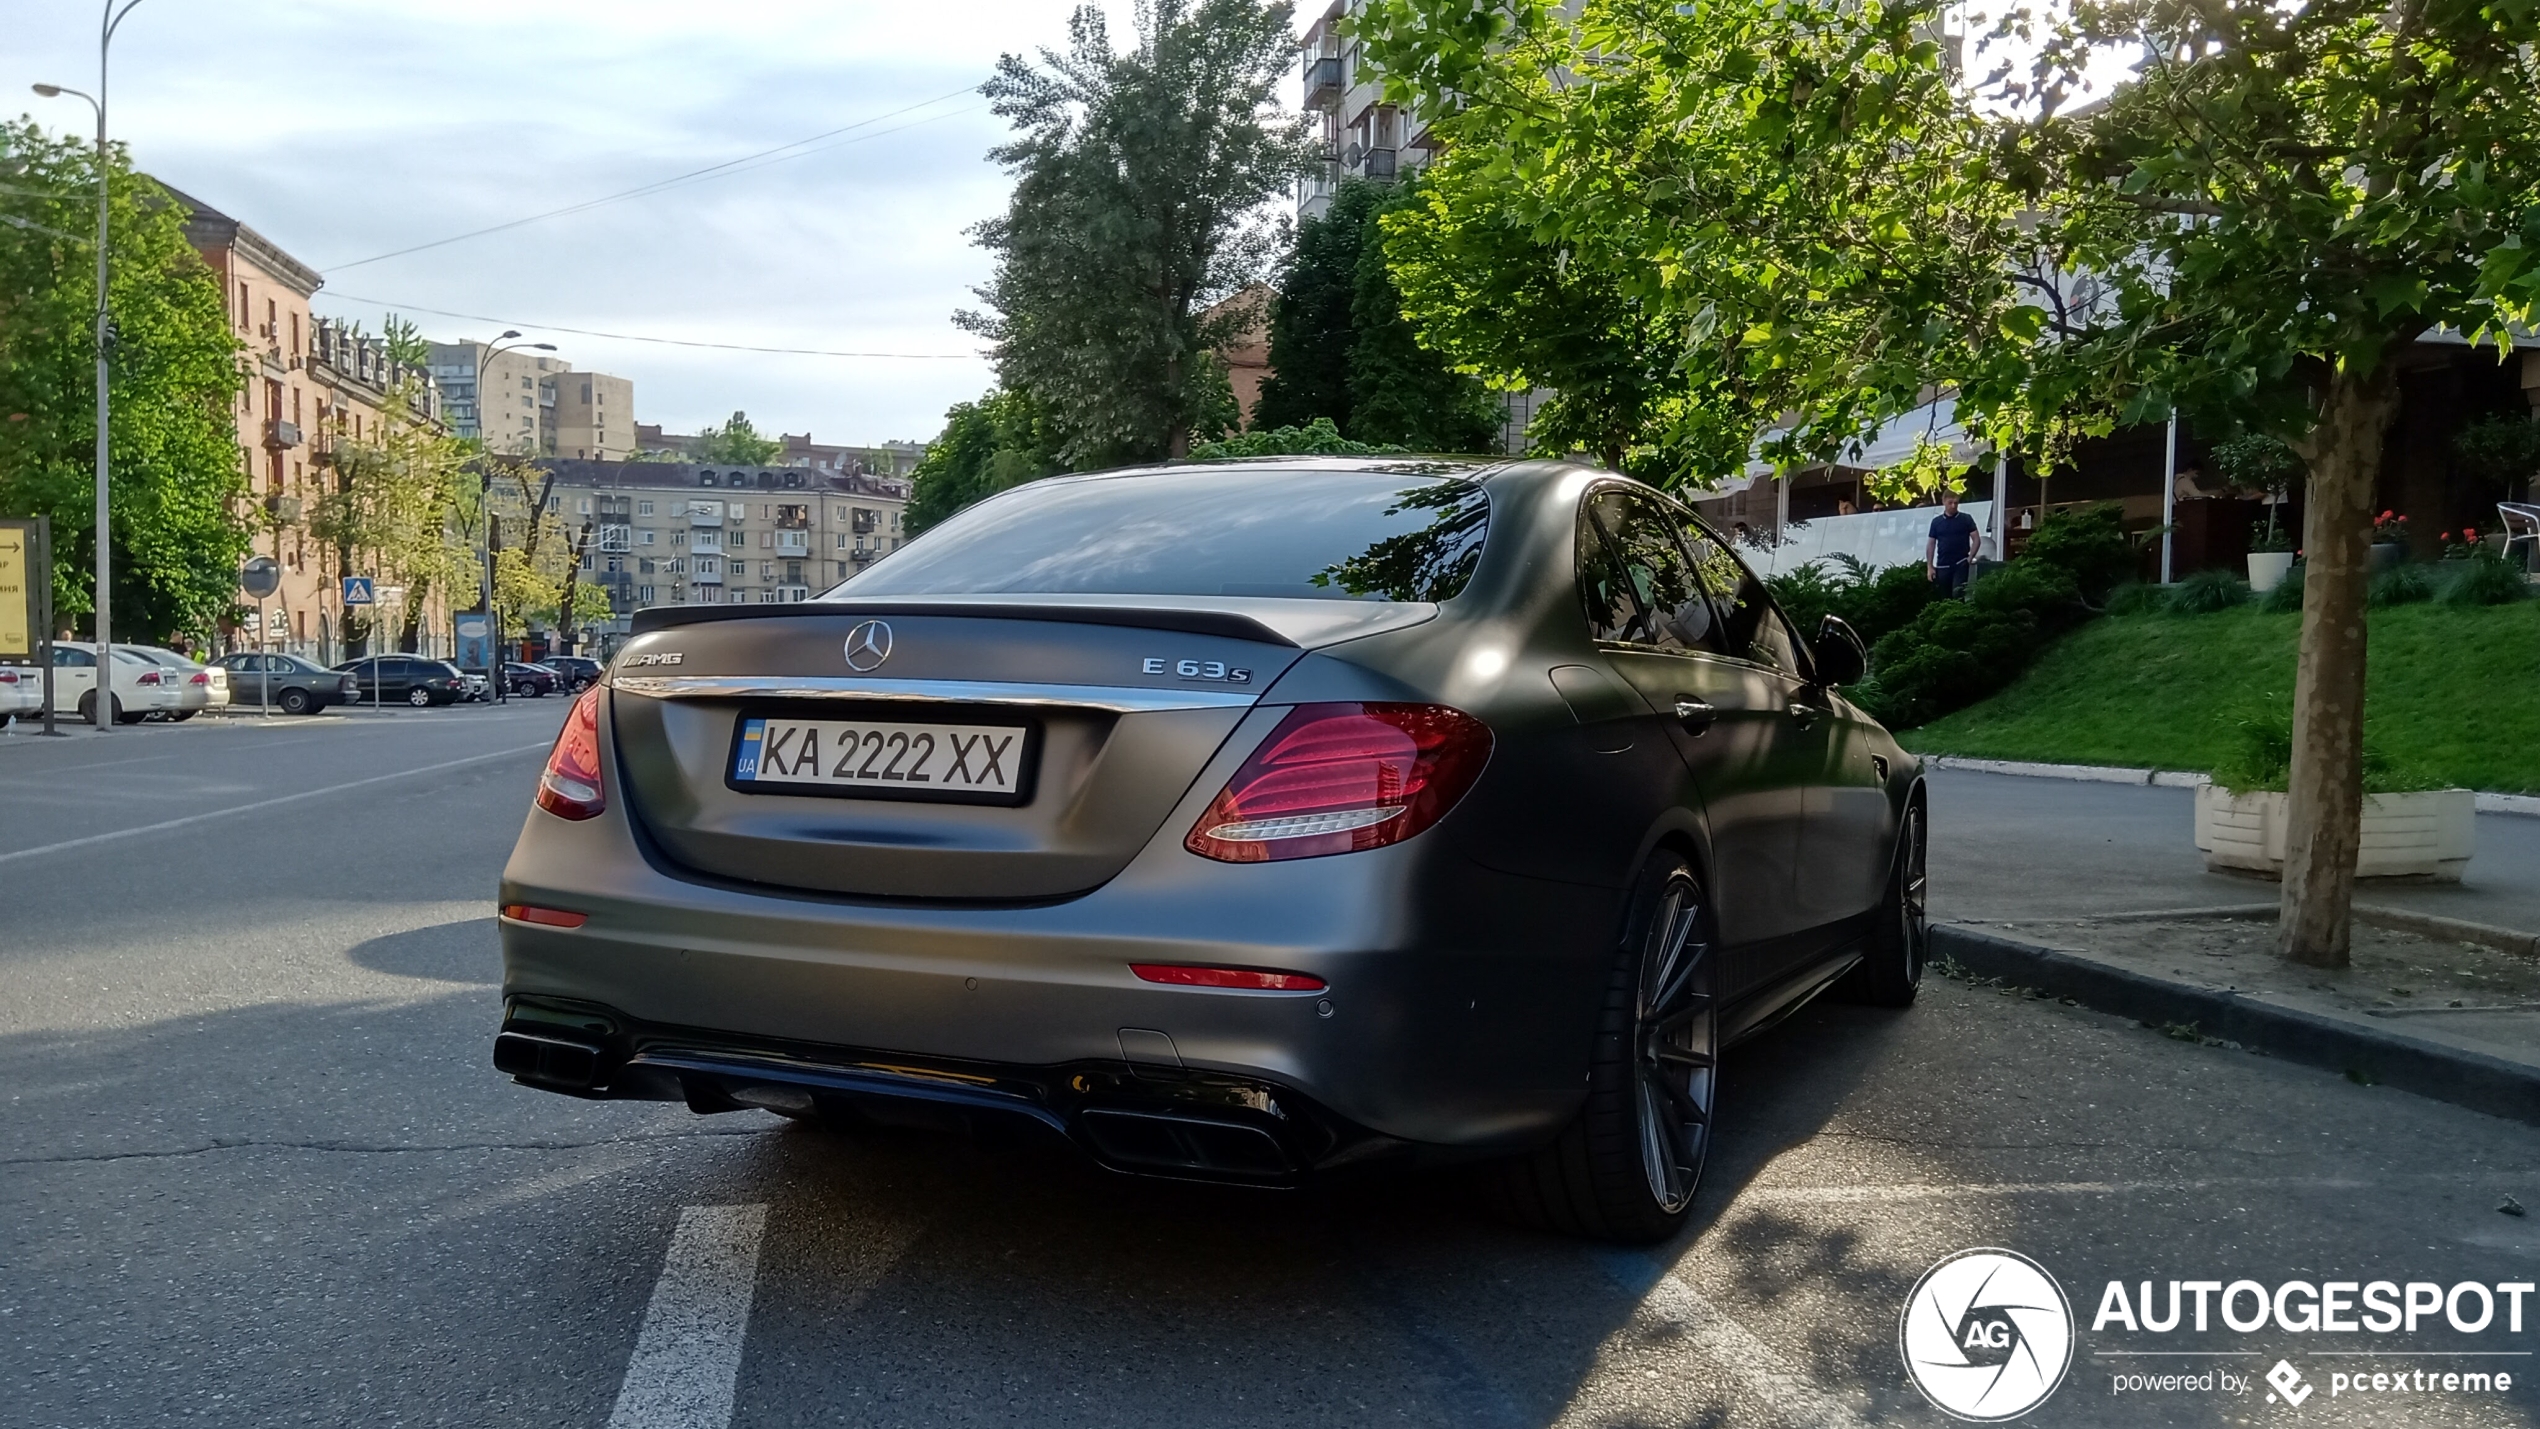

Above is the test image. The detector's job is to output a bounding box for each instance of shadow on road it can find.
[344,917,503,985]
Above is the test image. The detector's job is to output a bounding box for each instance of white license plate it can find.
[731,715,1030,801]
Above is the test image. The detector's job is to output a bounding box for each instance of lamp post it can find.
[471,333,554,705]
[34,0,148,733]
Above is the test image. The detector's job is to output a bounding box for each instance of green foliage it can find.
[2367,563,2435,609]
[1970,560,2084,630]
[2168,568,2252,615]
[379,314,430,369]
[1769,557,1944,652]
[1253,182,1382,435]
[2207,435,2305,499]
[0,121,249,642]
[310,388,479,650]
[692,411,784,465]
[1346,192,1502,453]
[1187,416,1404,461]
[2015,503,2135,602]
[2103,583,2168,617]
[961,1,1308,464]
[2210,714,2411,795]
[904,388,1064,535]
[2439,552,2532,607]
[1901,604,2540,793]
[2453,415,2540,494]
[2260,561,2308,614]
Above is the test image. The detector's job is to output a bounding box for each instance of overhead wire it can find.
[326,84,985,271]
[319,292,986,360]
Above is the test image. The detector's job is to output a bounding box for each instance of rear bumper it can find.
[498,797,1616,1160]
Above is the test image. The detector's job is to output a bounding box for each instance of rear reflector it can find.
[1185,702,1492,863]
[536,686,606,820]
[501,904,588,929]
[1130,963,1326,992]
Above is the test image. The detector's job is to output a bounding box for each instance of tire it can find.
[1494,851,1718,1243]
[1831,797,1928,1007]
[279,688,314,716]
[407,687,432,707]
[171,710,196,722]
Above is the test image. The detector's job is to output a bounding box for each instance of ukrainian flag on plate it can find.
[734,718,766,780]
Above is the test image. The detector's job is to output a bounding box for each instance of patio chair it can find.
[2501,502,2540,569]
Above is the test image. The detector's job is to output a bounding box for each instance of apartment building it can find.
[633,425,924,478]
[427,340,571,454]
[1298,1,1435,217]
[547,371,636,460]
[176,188,447,659]
[530,459,914,651]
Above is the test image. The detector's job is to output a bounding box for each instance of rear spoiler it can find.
[628,601,1301,647]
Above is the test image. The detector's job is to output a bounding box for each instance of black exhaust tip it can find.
[494,1031,603,1089]
[1078,1108,1293,1177]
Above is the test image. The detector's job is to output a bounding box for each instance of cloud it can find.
[4,0,1168,442]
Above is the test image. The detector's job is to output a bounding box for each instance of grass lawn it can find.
[1897,601,2540,794]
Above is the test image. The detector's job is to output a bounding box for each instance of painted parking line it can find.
[607,1204,771,1429]
[0,741,552,865]
[1590,1249,1874,1429]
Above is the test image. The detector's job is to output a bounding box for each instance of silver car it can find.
[496,460,1925,1241]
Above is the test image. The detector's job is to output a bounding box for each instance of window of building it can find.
[699,472,716,486]
[289,313,299,354]
[639,585,655,603]
[577,497,592,514]
[671,530,688,548]
[639,530,656,546]
[636,500,654,517]
[726,530,745,549]
[606,555,624,573]
[727,473,745,487]
[761,561,776,579]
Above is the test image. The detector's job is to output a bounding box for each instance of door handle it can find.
[1786,702,1821,728]
[1672,696,1716,735]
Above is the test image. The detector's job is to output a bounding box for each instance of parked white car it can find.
[0,663,42,727]
[120,644,231,719]
[47,642,186,725]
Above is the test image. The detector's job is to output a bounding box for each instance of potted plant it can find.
[2439,526,2484,561]
[2245,519,2296,591]
[2193,714,2472,880]
[2370,510,2410,571]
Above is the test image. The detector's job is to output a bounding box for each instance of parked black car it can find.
[334,655,470,707]
[542,655,603,690]
[461,661,561,698]
[211,653,357,715]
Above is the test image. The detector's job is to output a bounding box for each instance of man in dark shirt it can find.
[1926,490,1980,596]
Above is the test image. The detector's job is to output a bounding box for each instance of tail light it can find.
[1131,963,1326,991]
[0,670,17,685]
[137,670,162,686]
[536,686,606,820]
[188,671,210,686]
[1185,703,1492,863]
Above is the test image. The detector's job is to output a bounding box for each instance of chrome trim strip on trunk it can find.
[609,674,1260,712]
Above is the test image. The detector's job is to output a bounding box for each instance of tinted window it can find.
[1684,520,1806,675]
[54,647,94,668]
[832,468,1491,603]
[1579,489,1722,654]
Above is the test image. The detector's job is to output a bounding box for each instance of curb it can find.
[1921,755,2540,816]
[1931,924,2540,1129]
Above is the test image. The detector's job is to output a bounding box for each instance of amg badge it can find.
[1143,657,1251,683]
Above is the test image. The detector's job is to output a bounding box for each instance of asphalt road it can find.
[4,711,2536,1428]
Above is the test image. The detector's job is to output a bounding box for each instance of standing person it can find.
[1926,489,1980,597]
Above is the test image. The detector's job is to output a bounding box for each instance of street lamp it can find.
[33,0,147,734]
[472,333,555,705]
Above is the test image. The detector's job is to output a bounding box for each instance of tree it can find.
[693,411,783,465]
[904,387,1065,534]
[0,120,248,642]
[1188,415,1405,459]
[311,387,477,653]
[1254,179,1503,450]
[960,1,1308,465]
[2022,0,2540,965]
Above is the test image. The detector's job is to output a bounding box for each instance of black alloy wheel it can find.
[279,688,314,716]
[1497,851,1717,1242]
[1833,798,1928,1007]
[407,686,432,707]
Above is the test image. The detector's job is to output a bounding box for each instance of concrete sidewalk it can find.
[1927,767,2540,932]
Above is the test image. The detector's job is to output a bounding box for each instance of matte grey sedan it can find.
[496,458,1925,1241]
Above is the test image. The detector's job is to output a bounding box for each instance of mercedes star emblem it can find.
[843,619,894,672]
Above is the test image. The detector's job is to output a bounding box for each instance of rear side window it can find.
[832,467,1491,602]
[1579,488,1723,654]
[1683,520,1806,675]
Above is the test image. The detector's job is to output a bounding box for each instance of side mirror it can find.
[1813,614,1868,687]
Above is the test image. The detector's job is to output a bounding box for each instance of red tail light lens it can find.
[536,686,606,820]
[1186,702,1492,863]
[188,671,210,685]
[1131,963,1326,991]
[136,670,162,686]
[0,670,17,684]
[501,904,589,929]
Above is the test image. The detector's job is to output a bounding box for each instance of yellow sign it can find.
[0,526,29,658]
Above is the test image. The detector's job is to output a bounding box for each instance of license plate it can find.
[730,715,1032,803]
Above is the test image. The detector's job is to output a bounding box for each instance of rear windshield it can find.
[830,467,1491,603]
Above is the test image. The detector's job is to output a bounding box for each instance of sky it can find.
[3,0,1172,447]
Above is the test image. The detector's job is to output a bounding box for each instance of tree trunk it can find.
[2279,364,2400,967]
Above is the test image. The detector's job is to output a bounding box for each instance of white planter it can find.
[2194,785,2474,882]
[2245,551,2296,592]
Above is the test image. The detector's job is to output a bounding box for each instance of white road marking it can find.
[607,1204,771,1429]
[1590,1250,1873,1429]
[0,741,552,865]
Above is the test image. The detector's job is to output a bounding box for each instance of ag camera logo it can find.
[1901,1248,2076,1421]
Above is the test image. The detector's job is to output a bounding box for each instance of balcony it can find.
[1304,55,1344,108]
[690,561,723,585]
[265,420,303,450]
[264,494,302,523]
[773,530,808,553]
[688,502,724,527]
[1359,146,1398,180]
